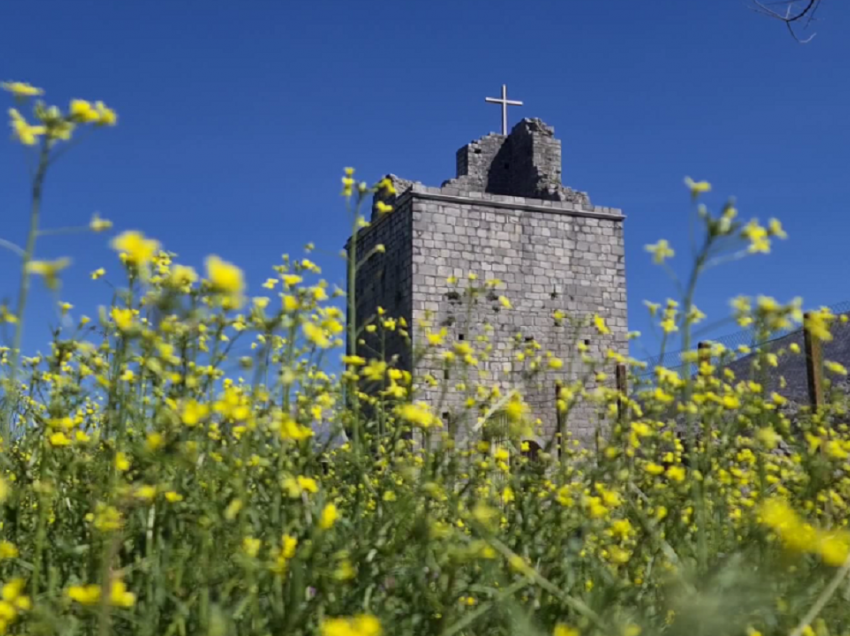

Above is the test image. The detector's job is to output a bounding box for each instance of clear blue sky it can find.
[1,0,848,362]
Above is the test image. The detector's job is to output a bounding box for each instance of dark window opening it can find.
[458,333,465,341]
[522,439,541,461]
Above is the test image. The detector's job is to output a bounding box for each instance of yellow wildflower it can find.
[377,177,397,195]
[666,465,686,482]
[644,239,674,264]
[0,542,17,560]
[303,322,332,348]
[26,258,71,290]
[92,504,122,532]
[8,108,46,145]
[109,579,135,607]
[114,452,130,472]
[825,361,847,376]
[279,416,314,442]
[554,625,580,636]
[2,81,44,97]
[181,399,210,427]
[224,498,243,521]
[282,475,319,498]
[320,614,382,636]
[593,314,610,335]
[49,432,71,447]
[135,485,157,501]
[67,584,101,606]
[684,176,711,197]
[111,307,134,332]
[242,536,262,558]
[741,220,770,254]
[169,264,198,288]
[111,231,160,267]
[94,101,117,126]
[397,402,438,429]
[89,212,113,232]
[768,218,787,239]
[660,317,678,334]
[319,503,338,530]
[805,309,834,342]
[205,255,245,308]
[69,99,100,123]
[281,535,298,559]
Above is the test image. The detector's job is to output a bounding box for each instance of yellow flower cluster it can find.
[5,84,850,636]
[0,579,30,634]
[759,498,850,566]
[3,82,116,146]
[320,614,382,636]
[67,578,135,607]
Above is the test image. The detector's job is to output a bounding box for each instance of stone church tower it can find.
[349,116,627,446]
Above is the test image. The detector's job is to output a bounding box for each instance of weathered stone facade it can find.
[348,118,627,445]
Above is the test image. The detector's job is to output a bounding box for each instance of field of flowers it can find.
[1,81,850,636]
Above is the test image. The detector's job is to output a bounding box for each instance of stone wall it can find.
[348,195,413,369]
[445,119,590,205]
[408,186,626,445]
[348,116,627,446]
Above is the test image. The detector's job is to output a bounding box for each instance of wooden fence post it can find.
[804,312,824,411]
[698,341,711,370]
[555,380,564,460]
[616,363,628,424]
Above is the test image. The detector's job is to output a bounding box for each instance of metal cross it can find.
[485,84,523,135]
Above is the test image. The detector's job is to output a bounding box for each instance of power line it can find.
[635,299,850,378]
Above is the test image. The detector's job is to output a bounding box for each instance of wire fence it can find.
[635,299,850,378]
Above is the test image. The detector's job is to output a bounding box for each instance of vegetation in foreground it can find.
[0,81,849,636]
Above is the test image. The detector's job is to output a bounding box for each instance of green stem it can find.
[790,553,850,636]
[3,140,51,440]
[31,446,48,599]
[0,238,25,258]
[681,233,712,575]
[347,195,363,454]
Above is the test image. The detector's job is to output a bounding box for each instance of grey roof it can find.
[311,420,348,451]
[721,317,850,407]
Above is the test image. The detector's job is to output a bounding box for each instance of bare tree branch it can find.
[750,0,823,43]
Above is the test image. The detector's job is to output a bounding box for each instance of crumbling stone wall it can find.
[445,118,590,205]
[349,118,627,446]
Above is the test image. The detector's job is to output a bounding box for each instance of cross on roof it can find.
[485,84,523,136]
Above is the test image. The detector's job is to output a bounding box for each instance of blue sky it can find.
[0,0,847,363]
